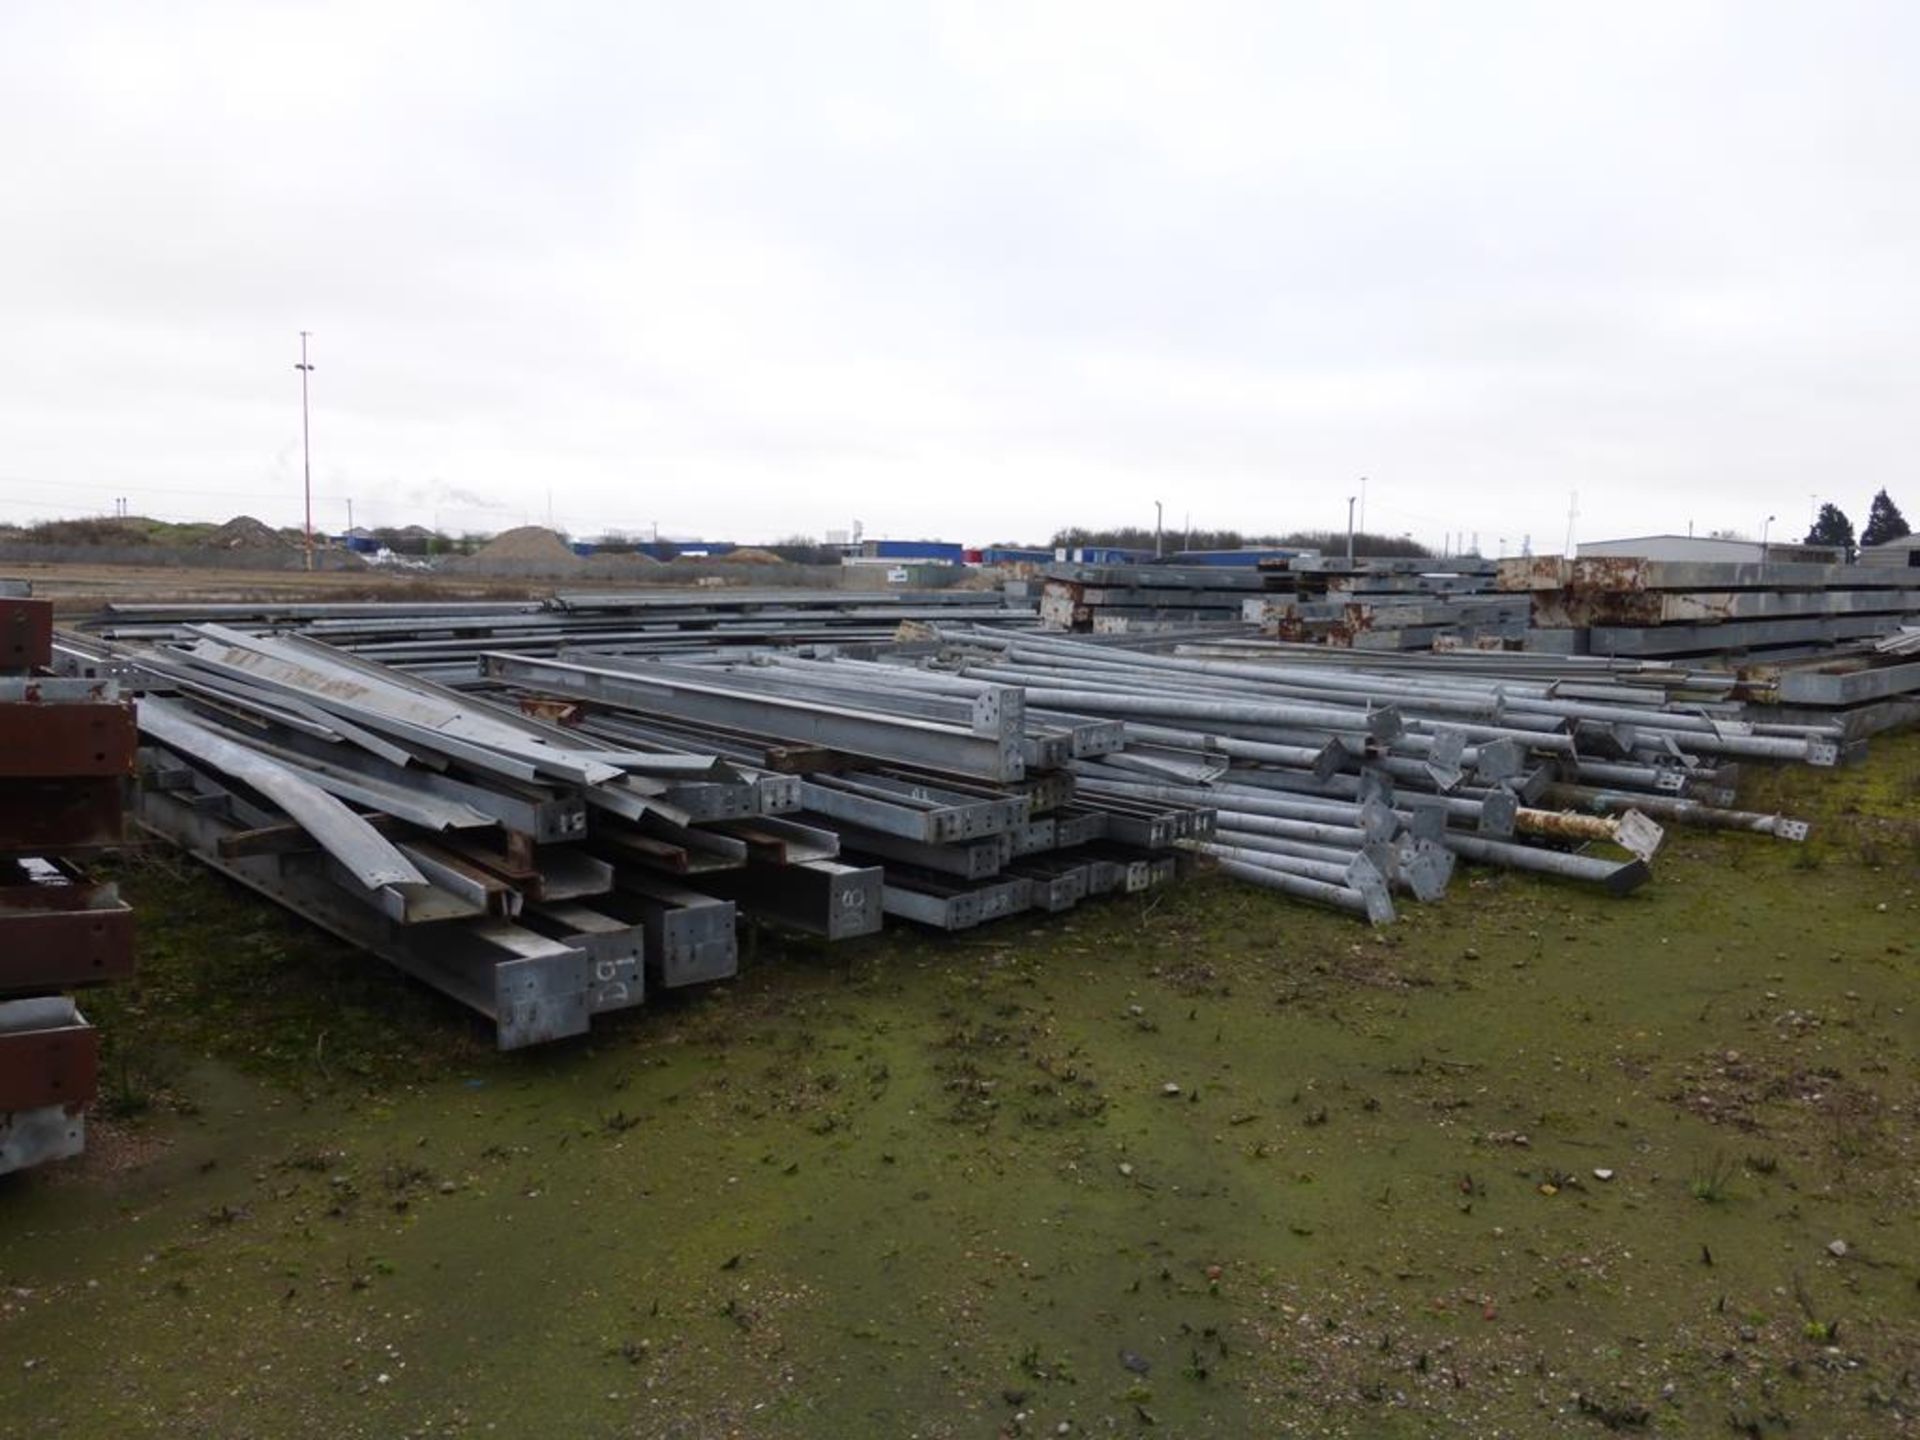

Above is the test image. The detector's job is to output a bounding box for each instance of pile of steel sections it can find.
[1037,558,1520,648]
[81,588,1040,685]
[916,626,1861,912]
[479,651,1203,931]
[0,581,136,1175]
[116,624,1202,1048]
[1502,556,1920,663]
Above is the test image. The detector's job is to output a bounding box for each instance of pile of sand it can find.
[474,526,577,564]
[715,547,782,565]
[204,515,294,552]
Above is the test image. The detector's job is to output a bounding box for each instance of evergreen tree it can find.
[1804,502,1855,553]
[1860,489,1912,547]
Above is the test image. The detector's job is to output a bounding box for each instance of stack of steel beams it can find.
[1246,556,1526,650]
[125,624,852,1048]
[108,622,1203,1047]
[0,580,137,1175]
[481,651,1202,931]
[1037,563,1279,633]
[82,589,1039,683]
[1037,558,1523,649]
[1501,556,1920,663]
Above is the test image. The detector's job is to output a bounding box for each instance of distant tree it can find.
[1045,524,1433,559]
[1276,530,1435,560]
[1860,489,1912,548]
[1804,503,1855,554]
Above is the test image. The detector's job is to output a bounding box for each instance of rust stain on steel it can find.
[0,599,53,672]
[1515,808,1624,844]
[0,702,137,778]
[518,696,581,726]
[1567,556,1648,593]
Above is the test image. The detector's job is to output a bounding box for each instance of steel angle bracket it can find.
[1470,737,1526,784]
[1390,837,1455,903]
[1612,809,1667,864]
[1477,787,1519,836]
[1421,727,1467,791]
[1339,856,1397,926]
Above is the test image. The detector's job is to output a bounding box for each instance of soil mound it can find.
[204,515,294,552]
[475,526,577,563]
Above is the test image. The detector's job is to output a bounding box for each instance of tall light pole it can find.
[1760,513,1775,560]
[1154,500,1163,558]
[1345,495,1356,565]
[295,331,315,572]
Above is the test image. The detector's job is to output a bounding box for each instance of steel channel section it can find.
[1007,818,1058,856]
[0,701,137,777]
[134,785,590,1047]
[697,858,885,940]
[522,902,646,1012]
[1051,809,1108,847]
[0,997,98,1113]
[1007,859,1089,912]
[881,872,1034,930]
[645,658,1116,763]
[1777,660,1920,706]
[140,700,428,892]
[0,878,136,994]
[833,823,1012,880]
[798,777,1024,843]
[604,876,740,987]
[486,653,1028,782]
[192,713,590,841]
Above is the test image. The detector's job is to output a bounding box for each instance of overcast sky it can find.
[3,2,1916,552]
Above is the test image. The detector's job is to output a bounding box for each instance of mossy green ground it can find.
[3,742,1918,1438]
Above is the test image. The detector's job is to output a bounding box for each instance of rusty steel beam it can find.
[0,876,136,995]
[0,599,53,672]
[0,1002,98,1113]
[0,702,138,777]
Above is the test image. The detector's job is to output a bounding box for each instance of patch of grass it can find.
[1688,1152,1736,1204]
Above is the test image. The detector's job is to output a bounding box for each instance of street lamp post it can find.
[1345,495,1356,565]
[1154,500,1163,558]
[1761,513,1776,561]
[295,331,315,572]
